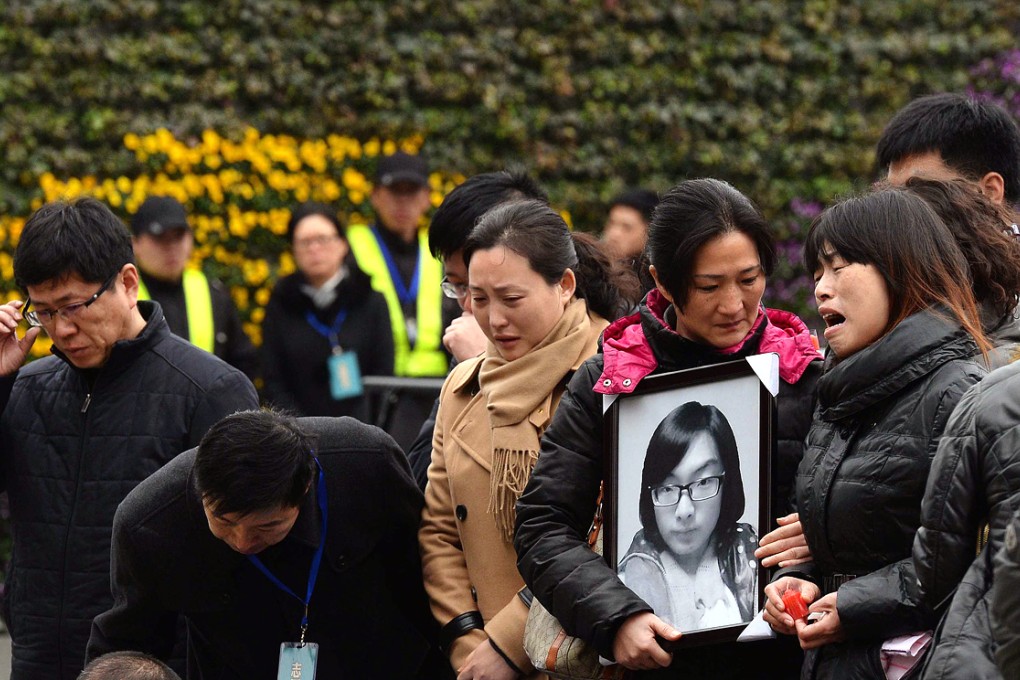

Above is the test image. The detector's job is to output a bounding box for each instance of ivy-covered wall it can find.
[1,0,1018,322]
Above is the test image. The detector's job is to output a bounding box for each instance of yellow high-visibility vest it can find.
[137,269,215,354]
[347,224,447,377]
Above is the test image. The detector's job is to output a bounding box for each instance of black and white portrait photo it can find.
[605,359,774,644]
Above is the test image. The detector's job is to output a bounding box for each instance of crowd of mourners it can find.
[2,92,1020,680]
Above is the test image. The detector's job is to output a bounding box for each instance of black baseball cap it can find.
[375,152,429,188]
[131,196,190,236]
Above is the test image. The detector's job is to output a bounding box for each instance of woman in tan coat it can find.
[420,199,638,680]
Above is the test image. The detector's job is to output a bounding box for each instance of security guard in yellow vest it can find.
[131,196,258,379]
[348,152,448,377]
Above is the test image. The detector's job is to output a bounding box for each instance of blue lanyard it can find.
[246,459,328,644]
[305,309,348,349]
[371,225,420,304]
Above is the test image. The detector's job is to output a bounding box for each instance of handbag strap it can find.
[587,482,604,548]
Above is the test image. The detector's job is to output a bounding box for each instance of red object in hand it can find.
[782,590,809,620]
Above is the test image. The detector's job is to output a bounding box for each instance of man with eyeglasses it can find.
[0,197,258,680]
[404,169,548,489]
[130,196,257,380]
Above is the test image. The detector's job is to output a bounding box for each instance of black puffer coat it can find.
[782,310,986,679]
[888,359,1020,680]
[993,507,1020,677]
[261,259,394,420]
[824,358,1020,680]
[515,292,821,679]
[0,302,258,680]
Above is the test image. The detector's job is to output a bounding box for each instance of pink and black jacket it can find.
[514,290,821,678]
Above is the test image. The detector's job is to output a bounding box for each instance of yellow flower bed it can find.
[12,128,463,358]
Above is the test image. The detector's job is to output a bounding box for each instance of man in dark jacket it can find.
[87,410,443,680]
[0,197,258,680]
[131,195,259,380]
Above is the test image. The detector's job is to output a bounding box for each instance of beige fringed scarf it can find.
[478,297,607,542]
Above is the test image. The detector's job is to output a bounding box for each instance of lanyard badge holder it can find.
[305,310,363,401]
[247,458,328,680]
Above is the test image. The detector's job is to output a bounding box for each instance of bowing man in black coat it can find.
[87,410,446,680]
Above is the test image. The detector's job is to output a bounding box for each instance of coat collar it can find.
[817,308,978,422]
[274,259,376,314]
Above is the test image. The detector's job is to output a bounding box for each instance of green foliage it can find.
[1,0,1018,321]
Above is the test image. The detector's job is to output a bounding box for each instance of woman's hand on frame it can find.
[755,513,813,568]
[612,611,681,671]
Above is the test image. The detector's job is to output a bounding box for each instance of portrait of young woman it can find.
[619,401,758,633]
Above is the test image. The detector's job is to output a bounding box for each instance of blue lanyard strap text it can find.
[246,458,328,644]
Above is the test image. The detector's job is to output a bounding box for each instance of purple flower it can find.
[790,197,823,219]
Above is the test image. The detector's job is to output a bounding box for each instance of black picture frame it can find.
[603,358,776,649]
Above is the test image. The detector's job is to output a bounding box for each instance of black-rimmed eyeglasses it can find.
[24,270,120,328]
[649,474,725,506]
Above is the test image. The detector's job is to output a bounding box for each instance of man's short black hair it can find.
[195,409,317,517]
[876,93,1020,204]
[79,651,180,680]
[609,189,660,224]
[428,168,547,260]
[14,197,135,290]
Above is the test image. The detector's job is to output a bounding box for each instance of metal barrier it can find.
[363,376,446,451]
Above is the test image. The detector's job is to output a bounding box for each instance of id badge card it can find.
[328,351,363,400]
[278,642,318,680]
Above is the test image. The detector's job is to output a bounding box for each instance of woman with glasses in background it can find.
[261,202,394,420]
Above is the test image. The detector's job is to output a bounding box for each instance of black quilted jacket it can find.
[0,302,258,680]
[901,359,1020,680]
[781,310,986,680]
[993,506,1020,678]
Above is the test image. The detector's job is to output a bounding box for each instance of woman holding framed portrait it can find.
[419,199,638,679]
[762,189,991,679]
[514,178,823,678]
